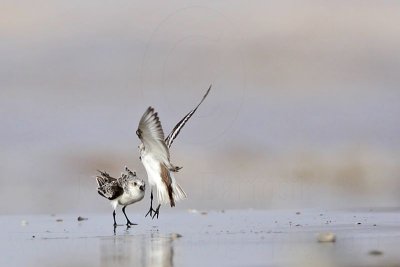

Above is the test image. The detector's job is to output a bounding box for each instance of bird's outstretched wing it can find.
[96,170,117,187]
[97,180,123,200]
[165,85,211,148]
[96,170,123,200]
[136,107,170,162]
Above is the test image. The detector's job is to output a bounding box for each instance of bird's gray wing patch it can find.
[97,179,123,200]
[96,170,122,200]
[136,106,170,161]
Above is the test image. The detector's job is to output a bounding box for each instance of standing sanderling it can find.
[96,166,145,227]
[136,85,211,219]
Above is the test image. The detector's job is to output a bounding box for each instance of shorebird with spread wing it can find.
[96,166,145,227]
[136,85,211,219]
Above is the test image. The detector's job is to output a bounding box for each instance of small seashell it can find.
[187,209,198,213]
[317,232,336,243]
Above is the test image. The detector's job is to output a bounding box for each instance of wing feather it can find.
[136,107,170,161]
[96,171,123,200]
[165,85,211,148]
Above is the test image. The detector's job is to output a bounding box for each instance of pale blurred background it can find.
[1,0,399,214]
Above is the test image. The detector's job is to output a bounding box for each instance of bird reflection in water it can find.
[100,229,176,267]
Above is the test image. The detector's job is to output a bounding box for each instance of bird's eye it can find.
[134,182,137,186]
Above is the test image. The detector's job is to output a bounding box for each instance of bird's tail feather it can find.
[156,180,187,207]
[172,182,187,203]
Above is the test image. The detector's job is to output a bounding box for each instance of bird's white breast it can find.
[118,190,144,206]
[141,153,162,188]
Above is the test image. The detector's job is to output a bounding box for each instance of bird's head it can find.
[128,178,145,193]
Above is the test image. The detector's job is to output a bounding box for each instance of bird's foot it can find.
[145,206,156,218]
[152,205,161,219]
[113,223,127,227]
[126,221,138,227]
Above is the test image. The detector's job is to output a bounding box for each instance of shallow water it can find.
[1,209,399,267]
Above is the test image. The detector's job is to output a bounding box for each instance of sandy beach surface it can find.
[1,209,399,267]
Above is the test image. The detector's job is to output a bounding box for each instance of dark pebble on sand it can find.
[369,250,383,256]
[77,216,88,221]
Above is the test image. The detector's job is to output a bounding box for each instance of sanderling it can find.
[136,85,211,219]
[96,166,145,227]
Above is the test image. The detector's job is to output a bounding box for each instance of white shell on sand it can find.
[317,232,336,243]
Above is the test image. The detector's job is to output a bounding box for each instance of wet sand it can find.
[1,209,399,267]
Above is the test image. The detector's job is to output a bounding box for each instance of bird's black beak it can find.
[140,185,145,191]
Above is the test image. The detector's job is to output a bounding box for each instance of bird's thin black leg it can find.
[145,190,156,218]
[152,204,161,219]
[113,210,117,227]
[122,205,137,227]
